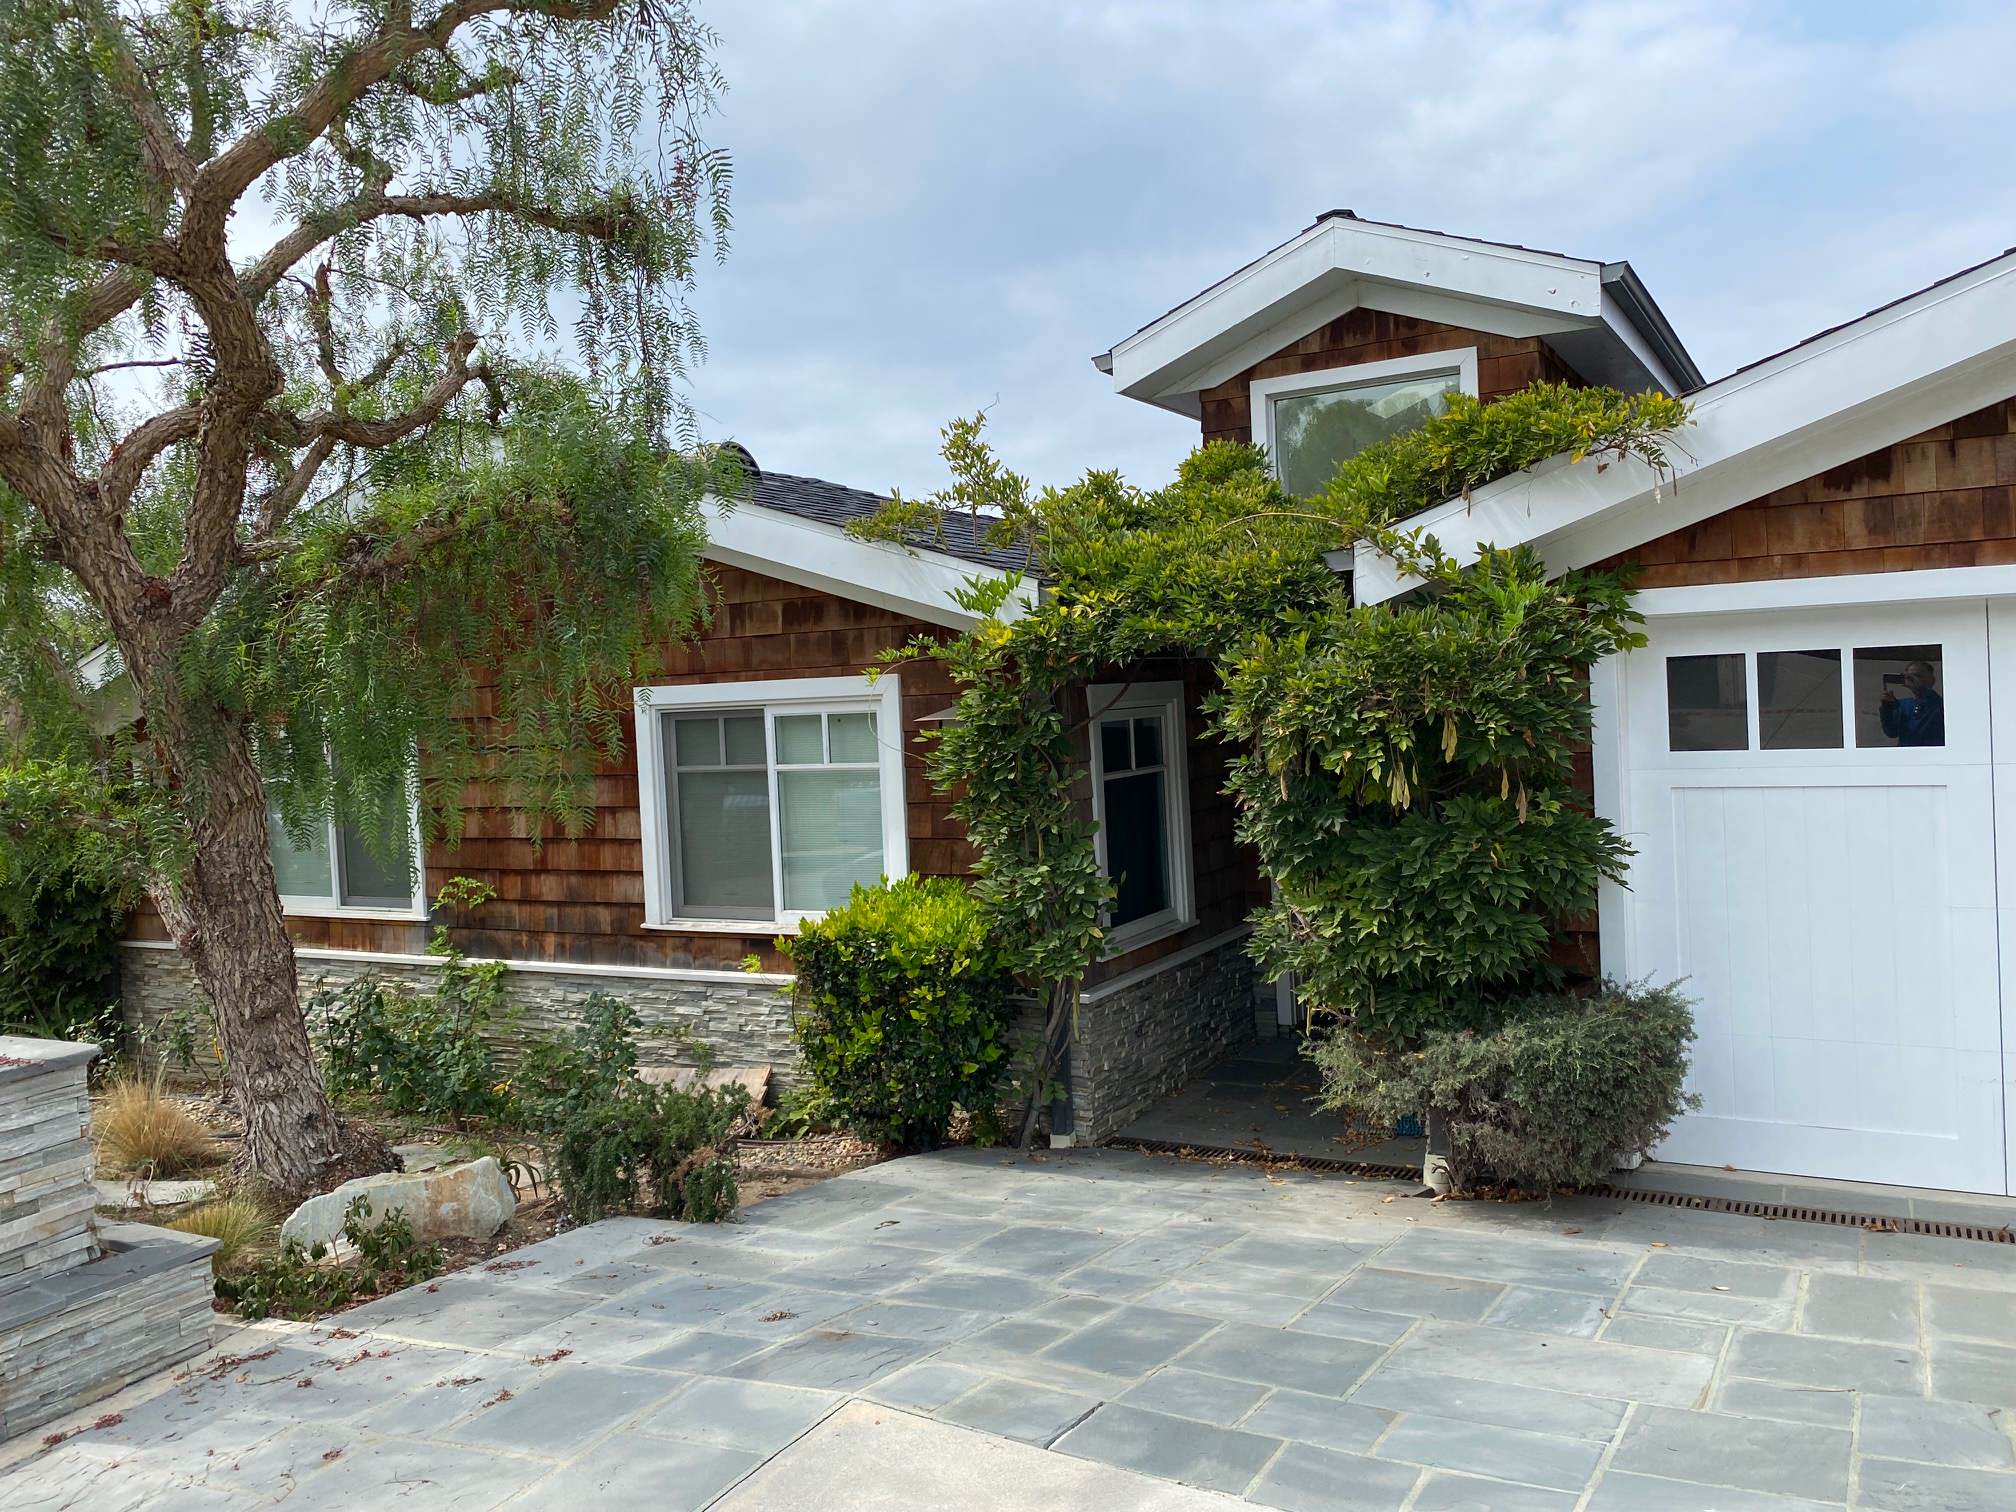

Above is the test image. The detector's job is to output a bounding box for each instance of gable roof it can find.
[1096,211,1702,417]
[1350,244,2016,604]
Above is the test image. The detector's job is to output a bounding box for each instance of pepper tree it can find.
[0,0,733,1198]
[860,386,1688,1147]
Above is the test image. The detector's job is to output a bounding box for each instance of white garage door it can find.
[1620,600,2010,1194]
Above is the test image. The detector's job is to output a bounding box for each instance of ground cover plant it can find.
[857,388,1692,1160]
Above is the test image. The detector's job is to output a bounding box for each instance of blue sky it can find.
[683,1,2016,496]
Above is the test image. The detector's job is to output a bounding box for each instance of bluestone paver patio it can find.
[8,1147,2016,1510]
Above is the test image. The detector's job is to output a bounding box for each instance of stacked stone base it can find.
[1069,931,1262,1143]
[0,1223,218,1440]
[121,943,797,1082]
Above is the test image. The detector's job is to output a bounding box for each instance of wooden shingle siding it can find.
[1597,400,2016,586]
[1198,309,1579,448]
[127,565,968,974]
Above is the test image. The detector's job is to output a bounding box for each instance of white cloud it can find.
[686,1,2016,493]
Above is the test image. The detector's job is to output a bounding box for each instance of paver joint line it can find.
[18,1147,2016,1510]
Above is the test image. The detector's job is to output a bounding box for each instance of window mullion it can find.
[326,815,345,906]
[765,710,787,918]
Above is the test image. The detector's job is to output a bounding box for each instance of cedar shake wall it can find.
[129,565,966,973]
[1593,400,2016,586]
[1198,308,1579,449]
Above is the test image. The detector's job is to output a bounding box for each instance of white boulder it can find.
[281,1156,516,1248]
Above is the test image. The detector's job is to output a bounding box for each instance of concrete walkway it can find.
[8,1148,2016,1510]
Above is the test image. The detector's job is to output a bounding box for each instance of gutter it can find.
[1602,262,1705,394]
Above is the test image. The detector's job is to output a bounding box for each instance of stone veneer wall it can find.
[0,1036,219,1441]
[1068,931,1261,1144]
[120,944,798,1080]
[124,930,1260,1141]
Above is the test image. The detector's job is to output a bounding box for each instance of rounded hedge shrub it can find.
[782,876,1015,1149]
[1313,980,1700,1194]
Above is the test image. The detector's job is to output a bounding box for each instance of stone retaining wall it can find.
[120,944,798,1080]
[0,1036,219,1442]
[1069,931,1261,1143]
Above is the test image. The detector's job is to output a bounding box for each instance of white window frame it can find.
[1087,680,1196,954]
[272,789,427,921]
[635,673,908,931]
[1251,347,1479,489]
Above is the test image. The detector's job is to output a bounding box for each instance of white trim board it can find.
[1100,216,1684,416]
[1630,563,2016,618]
[119,937,794,985]
[1086,680,1198,955]
[634,673,909,932]
[1354,247,2016,604]
[1080,925,1255,1005]
[702,498,1030,630]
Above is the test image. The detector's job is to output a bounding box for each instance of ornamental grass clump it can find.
[166,1195,277,1272]
[1313,982,1700,1195]
[783,876,1015,1150]
[92,1070,218,1177]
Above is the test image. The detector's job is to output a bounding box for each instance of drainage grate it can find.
[1104,1135,2016,1246]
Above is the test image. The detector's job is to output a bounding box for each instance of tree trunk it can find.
[149,725,394,1202]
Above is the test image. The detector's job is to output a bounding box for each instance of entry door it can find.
[1620,601,2007,1194]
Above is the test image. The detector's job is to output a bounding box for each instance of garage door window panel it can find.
[1666,653,1748,751]
[1854,644,1946,749]
[1758,649,1844,751]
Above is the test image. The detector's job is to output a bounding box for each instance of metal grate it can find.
[1104,1135,2016,1246]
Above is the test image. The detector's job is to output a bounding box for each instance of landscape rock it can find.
[280,1156,516,1248]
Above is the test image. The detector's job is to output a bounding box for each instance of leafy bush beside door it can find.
[1312,980,1700,1194]
[783,875,1015,1149]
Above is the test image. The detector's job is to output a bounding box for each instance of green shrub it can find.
[1313,981,1700,1194]
[0,873,123,1055]
[215,1195,445,1321]
[310,974,510,1126]
[511,991,648,1132]
[543,1076,747,1224]
[782,876,1015,1149]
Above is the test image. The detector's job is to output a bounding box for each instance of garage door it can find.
[1620,601,2009,1194]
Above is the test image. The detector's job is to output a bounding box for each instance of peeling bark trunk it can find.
[148,724,393,1201]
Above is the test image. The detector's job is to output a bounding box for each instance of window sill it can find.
[641,917,816,937]
[1100,914,1196,962]
[280,903,428,923]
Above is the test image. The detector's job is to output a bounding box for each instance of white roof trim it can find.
[1353,248,2016,605]
[1104,218,1682,415]
[702,498,1029,629]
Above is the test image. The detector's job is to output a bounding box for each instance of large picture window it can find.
[1087,682,1195,950]
[266,798,424,917]
[1253,349,1478,498]
[635,675,908,928]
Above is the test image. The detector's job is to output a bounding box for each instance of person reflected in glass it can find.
[1879,660,1944,747]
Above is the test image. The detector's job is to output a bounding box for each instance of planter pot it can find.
[1611,1149,1646,1172]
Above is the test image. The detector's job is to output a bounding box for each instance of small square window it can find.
[1854,645,1945,748]
[1099,718,1133,774]
[1667,653,1748,752]
[1758,649,1843,750]
[775,713,825,765]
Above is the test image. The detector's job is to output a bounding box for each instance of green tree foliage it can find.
[782,875,1016,1150]
[1220,548,1643,1047]
[862,389,1688,1141]
[1312,981,1701,1193]
[0,0,735,1194]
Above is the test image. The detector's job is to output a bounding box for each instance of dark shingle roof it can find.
[748,469,1033,574]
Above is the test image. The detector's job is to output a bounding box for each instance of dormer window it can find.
[1252,348,1479,497]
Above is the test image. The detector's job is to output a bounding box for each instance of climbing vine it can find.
[859,385,1690,1141]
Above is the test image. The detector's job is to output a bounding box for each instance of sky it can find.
[677,0,2016,499]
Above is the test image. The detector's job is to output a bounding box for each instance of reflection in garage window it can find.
[1854,644,1945,748]
[1758,649,1843,750]
[1667,653,1747,751]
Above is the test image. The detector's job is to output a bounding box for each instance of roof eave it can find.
[1601,261,1705,394]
